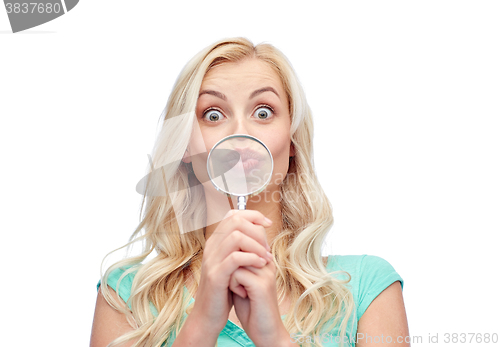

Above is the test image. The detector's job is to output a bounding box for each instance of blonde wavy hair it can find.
[100,37,355,347]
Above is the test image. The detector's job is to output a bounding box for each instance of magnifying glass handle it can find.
[237,196,247,210]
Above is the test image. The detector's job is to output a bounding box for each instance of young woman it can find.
[90,37,409,347]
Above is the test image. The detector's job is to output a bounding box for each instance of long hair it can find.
[100,37,355,347]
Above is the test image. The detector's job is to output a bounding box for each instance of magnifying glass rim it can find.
[206,134,274,198]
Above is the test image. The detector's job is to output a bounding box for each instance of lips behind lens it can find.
[207,135,273,197]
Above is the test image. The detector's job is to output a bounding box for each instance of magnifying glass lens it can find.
[207,135,273,209]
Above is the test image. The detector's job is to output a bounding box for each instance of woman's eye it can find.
[204,109,223,122]
[254,107,273,120]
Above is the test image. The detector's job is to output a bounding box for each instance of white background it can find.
[1,1,499,346]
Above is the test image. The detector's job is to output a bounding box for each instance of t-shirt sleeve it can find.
[356,255,404,320]
[96,266,137,306]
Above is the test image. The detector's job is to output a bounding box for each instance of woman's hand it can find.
[230,256,290,347]
[189,209,273,333]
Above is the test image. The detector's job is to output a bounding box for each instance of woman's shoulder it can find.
[97,264,142,305]
[324,254,404,320]
[325,254,399,273]
[324,254,403,287]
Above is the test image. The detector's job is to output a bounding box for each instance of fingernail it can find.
[260,257,267,265]
[266,243,271,252]
[265,217,273,225]
[266,251,273,260]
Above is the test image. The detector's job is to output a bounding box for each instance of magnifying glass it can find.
[207,134,274,210]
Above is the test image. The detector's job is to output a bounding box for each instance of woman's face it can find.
[188,58,294,198]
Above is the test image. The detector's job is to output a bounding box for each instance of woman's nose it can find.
[232,116,250,136]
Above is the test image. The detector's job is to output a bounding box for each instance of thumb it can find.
[229,272,247,298]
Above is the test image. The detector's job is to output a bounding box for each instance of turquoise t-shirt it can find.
[97,255,403,347]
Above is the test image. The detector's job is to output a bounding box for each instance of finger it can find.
[228,263,270,297]
[222,209,273,229]
[229,273,247,298]
[231,267,259,292]
[213,230,270,265]
[224,214,271,252]
[217,251,267,286]
[237,265,264,276]
[207,210,271,253]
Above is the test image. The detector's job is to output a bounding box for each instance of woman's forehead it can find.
[201,58,283,91]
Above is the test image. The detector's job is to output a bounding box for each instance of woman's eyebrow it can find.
[250,87,280,100]
[199,90,227,101]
